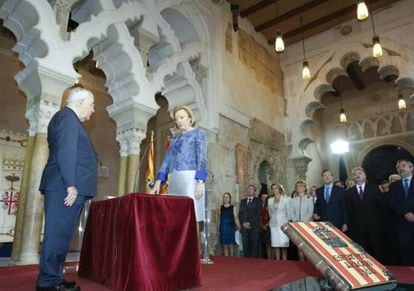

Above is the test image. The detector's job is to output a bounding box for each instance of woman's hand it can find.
[150,180,161,195]
[194,182,204,200]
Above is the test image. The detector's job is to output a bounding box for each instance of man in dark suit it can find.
[346,167,385,263]
[238,184,262,258]
[313,169,348,232]
[389,159,414,266]
[36,87,97,291]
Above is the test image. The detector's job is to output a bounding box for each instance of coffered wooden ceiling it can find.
[226,0,401,47]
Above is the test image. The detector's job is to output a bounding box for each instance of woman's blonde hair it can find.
[172,105,196,128]
[294,180,309,194]
[271,183,285,195]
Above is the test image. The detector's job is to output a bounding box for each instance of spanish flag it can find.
[146,131,155,193]
[160,136,170,195]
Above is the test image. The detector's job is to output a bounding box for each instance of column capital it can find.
[25,68,76,135]
[116,128,146,156]
[109,100,155,156]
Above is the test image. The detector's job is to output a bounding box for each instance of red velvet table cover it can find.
[78,193,201,291]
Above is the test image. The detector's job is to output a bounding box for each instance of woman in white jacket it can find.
[268,183,290,260]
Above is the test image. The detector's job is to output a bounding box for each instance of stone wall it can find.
[222,19,285,133]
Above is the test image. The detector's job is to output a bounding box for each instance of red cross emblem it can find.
[1,191,19,216]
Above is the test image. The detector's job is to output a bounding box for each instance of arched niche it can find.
[361,145,414,184]
[258,160,272,194]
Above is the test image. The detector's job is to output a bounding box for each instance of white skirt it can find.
[169,170,205,222]
[270,226,289,247]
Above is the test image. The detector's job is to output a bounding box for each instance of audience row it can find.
[218,159,414,266]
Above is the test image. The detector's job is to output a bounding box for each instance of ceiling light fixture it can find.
[339,96,347,123]
[300,16,310,80]
[398,94,407,110]
[274,3,285,53]
[275,31,285,53]
[370,13,383,57]
[357,0,369,21]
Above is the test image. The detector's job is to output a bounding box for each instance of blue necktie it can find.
[324,186,330,202]
[403,179,409,197]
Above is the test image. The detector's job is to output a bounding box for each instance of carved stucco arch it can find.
[305,101,325,118]
[298,138,314,156]
[0,0,48,99]
[249,146,277,188]
[295,40,414,156]
[352,140,414,171]
[300,119,318,136]
[154,3,209,126]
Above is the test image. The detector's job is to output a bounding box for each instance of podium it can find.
[283,222,397,290]
[78,193,201,291]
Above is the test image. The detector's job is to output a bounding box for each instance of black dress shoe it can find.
[36,284,80,291]
[58,284,81,291]
[36,286,61,291]
[60,280,77,288]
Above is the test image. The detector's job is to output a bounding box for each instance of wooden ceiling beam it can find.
[267,0,382,45]
[256,0,329,32]
[240,0,279,18]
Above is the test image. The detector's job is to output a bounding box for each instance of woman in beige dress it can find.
[289,180,314,261]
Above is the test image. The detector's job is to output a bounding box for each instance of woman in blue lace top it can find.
[151,105,208,223]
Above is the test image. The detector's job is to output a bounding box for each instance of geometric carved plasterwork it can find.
[332,109,414,142]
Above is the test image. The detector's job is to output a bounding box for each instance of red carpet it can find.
[0,257,413,290]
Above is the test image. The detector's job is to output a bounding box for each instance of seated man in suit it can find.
[36,87,97,291]
[238,185,262,258]
[313,170,348,232]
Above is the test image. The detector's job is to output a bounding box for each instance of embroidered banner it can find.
[0,130,27,242]
[283,221,397,290]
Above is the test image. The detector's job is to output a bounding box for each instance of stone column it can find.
[117,157,128,195]
[115,135,128,196]
[15,133,49,264]
[108,102,155,196]
[116,128,146,194]
[12,70,75,265]
[10,136,34,262]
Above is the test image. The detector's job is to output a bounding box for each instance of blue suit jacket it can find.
[314,185,347,229]
[389,179,414,244]
[39,107,97,198]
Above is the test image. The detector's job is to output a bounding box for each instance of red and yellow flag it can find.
[145,131,155,193]
[160,136,170,195]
